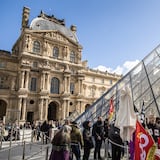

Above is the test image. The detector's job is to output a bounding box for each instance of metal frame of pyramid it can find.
[75,44,160,127]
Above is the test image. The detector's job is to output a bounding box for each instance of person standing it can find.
[49,125,71,160]
[104,118,111,158]
[40,120,50,144]
[147,115,160,143]
[82,120,94,160]
[70,121,83,160]
[108,124,123,160]
[92,116,104,160]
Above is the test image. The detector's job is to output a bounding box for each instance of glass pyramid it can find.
[75,44,160,126]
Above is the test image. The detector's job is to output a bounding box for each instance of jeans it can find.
[71,143,81,160]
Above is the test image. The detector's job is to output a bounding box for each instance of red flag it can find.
[134,121,156,160]
[108,98,114,121]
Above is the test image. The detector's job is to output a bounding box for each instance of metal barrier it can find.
[0,125,132,160]
[0,128,54,160]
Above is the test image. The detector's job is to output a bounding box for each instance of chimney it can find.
[22,7,30,28]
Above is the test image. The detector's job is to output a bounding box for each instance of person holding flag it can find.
[134,120,156,160]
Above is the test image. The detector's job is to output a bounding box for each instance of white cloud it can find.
[94,60,140,75]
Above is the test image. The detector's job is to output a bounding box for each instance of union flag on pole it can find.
[134,120,156,160]
[108,98,114,121]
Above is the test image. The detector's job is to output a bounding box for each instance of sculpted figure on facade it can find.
[77,47,82,61]
[21,58,30,66]
[63,46,69,60]
[11,77,16,90]
[43,60,50,68]
[23,35,32,52]
[44,40,52,56]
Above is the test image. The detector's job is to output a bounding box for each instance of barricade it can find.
[0,128,53,160]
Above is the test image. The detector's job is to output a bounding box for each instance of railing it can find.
[0,127,58,160]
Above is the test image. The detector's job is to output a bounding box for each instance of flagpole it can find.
[126,143,129,160]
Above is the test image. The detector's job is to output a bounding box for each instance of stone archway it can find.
[48,101,58,121]
[0,100,7,121]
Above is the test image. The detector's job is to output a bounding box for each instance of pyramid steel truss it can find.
[75,44,160,126]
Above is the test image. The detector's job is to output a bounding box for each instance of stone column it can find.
[45,99,49,120]
[39,99,44,121]
[44,74,47,90]
[18,98,22,120]
[64,76,67,93]
[46,73,50,91]
[77,101,81,113]
[42,73,45,90]
[25,71,29,89]
[20,71,25,88]
[62,101,66,120]
[22,98,27,121]
[66,100,69,118]
[78,78,81,95]
[67,77,70,93]
[83,84,86,97]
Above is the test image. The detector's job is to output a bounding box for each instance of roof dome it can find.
[30,16,78,43]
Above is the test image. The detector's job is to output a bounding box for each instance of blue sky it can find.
[1,0,160,74]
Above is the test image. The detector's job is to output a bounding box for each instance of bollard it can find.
[8,126,13,160]
[22,127,25,145]
[45,146,49,160]
[22,141,26,160]
[105,138,109,160]
[0,129,2,150]
[126,143,129,160]
[30,130,33,150]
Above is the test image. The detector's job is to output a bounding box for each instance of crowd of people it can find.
[0,114,159,160]
[49,116,122,160]
[48,115,160,160]
[0,120,60,143]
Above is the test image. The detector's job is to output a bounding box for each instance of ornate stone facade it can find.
[0,7,121,124]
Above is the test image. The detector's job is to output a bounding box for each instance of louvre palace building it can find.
[0,7,121,124]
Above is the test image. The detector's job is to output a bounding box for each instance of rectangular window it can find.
[70,83,74,94]
[30,77,37,91]
[0,76,7,89]
[32,62,38,68]
[0,62,6,68]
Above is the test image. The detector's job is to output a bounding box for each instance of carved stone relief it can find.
[21,58,31,66]
[44,32,68,43]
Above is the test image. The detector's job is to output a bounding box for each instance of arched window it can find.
[33,41,40,53]
[53,47,59,59]
[70,51,75,63]
[51,77,59,94]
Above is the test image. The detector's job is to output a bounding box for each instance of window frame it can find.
[53,46,59,59]
[70,51,75,63]
[30,77,37,91]
[50,77,60,94]
[33,41,40,53]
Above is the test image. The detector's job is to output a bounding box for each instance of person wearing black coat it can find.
[82,121,93,160]
[108,124,123,160]
[40,120,50,144]
[92,116,104,160]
